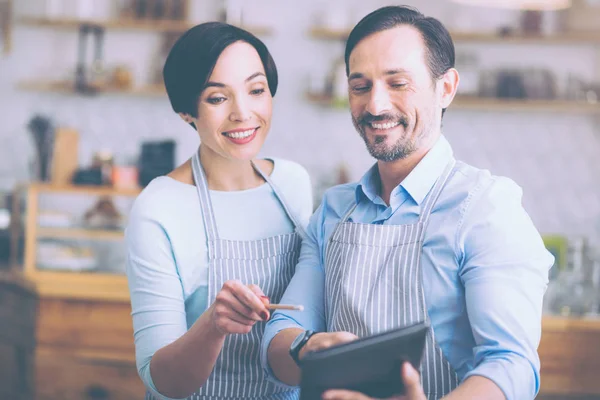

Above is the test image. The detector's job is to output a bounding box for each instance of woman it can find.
[126,22,312,400]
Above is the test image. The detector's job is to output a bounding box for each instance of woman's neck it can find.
[199,146,265,191]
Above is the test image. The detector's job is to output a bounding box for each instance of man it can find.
[261,5,552,400]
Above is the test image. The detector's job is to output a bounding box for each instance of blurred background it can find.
[1,0,600,399]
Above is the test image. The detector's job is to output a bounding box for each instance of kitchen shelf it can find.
[28,270,130,302]
[28,183,141,197]
[542,315,600,332]
[20,16,273,36]
[305,92,600,114]
[37,228,124,241]
[453,96,600,113]
[17,80,166,97]
[309,27,600,44]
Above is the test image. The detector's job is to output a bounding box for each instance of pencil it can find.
[267,304,304,311]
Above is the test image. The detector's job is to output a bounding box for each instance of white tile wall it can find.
[1,0,599,240]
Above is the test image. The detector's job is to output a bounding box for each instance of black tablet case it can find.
[299,321,429,400]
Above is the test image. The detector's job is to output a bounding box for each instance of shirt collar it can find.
[355,135,453,206]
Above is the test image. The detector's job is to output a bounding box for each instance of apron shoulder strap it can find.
[252,160,309,239]
[191,151,220,241]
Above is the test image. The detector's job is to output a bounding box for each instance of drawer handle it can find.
[86,385,110,400]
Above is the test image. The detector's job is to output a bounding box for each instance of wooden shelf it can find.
[19,16,273,36]
[542,315,600,332]
[29,183,141,197]
[452,31,600,45]
[24,270,129,302]
[453,96,600,113]
[305,92,600,114]
[37,228,124,241]
[17,80,166,97]
[309,27,600,44]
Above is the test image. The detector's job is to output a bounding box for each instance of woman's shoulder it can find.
[130,176,196,220]
[269,158,311,186]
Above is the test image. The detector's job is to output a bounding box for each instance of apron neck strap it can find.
[338,158,457,227]
[417,158,456,224]
[192,150,308,242]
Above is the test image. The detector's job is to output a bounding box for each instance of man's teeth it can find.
[225,129,255,139]
[370,122,400,130]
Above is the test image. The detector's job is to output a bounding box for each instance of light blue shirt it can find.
[126,158,313,400]
[261,136,553,400]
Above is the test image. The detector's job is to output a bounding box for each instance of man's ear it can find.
[439,68,459,109]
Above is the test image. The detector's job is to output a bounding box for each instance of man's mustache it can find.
[358,113,409,128]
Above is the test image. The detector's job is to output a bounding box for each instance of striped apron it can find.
[324,159,459,400]
[147,152,303,400]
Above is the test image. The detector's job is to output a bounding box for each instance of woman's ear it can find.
[178,112,194,124]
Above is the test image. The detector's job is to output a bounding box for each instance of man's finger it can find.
[321,389,371,400]
[401,362,425,399]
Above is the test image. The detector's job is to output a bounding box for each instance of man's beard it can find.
[352,112,417,162]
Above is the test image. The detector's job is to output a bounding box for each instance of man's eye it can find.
[351,86,369,93]
[391,83,407,88]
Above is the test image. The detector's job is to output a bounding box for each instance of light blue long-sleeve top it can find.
[126,158,313,400]
[261,136,553,400]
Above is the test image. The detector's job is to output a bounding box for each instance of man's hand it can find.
[321,362,426,400]
[299,331,359,360]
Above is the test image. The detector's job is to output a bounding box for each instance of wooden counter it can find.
[3,266,600,399]
[539,316,600,399]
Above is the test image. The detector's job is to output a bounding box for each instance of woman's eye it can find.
[391,83,407,89]
[207,97,226,105]
[251,88,265,96]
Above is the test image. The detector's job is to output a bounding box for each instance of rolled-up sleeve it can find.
[126,200,188,400]
[260,203,328,384]
[458,177,553,400]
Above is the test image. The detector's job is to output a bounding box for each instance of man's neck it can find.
[377,136,439,205]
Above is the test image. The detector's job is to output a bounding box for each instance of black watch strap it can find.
[289,330,316,365]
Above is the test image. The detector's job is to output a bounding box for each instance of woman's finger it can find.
[213,302,256,326]
[226,281,269,319]
[247,284,270,307]
[215,289,262,321]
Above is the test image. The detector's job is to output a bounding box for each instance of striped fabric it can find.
[324,160,459,400]
[145,152,303,400]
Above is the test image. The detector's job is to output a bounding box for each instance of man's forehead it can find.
[348,26,427,76]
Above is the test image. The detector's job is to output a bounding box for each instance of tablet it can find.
[299,321,429,400]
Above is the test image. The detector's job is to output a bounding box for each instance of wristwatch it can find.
[289,330,316,365]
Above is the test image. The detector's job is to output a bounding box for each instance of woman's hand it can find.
[321,362,426,400]
[207,280,270,336]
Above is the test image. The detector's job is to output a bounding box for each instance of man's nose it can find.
[365,84,393,116]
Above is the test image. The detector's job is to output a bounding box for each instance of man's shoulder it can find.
[450,160,524,216]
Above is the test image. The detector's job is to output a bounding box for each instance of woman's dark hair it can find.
[163,22,278,128]
[344,6,455,116]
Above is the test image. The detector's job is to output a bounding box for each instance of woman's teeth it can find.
[224,128,255,139]
[370,122,400,130]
